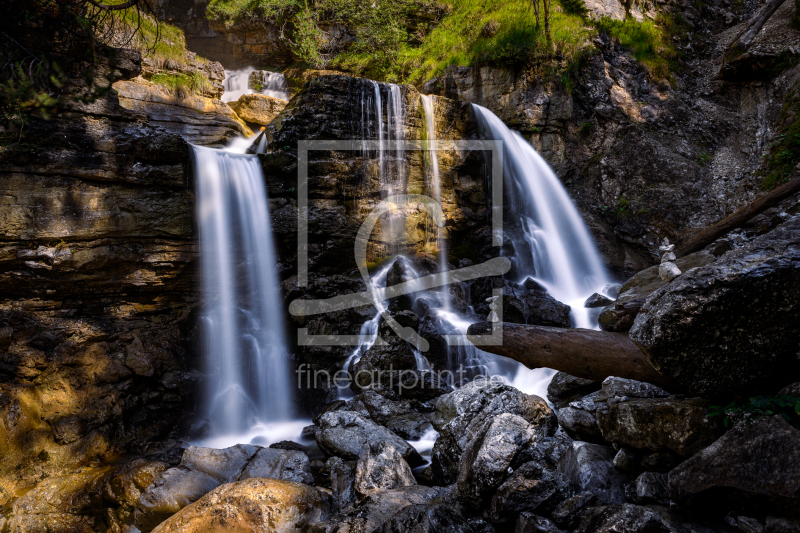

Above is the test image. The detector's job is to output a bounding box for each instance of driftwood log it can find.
[467,322,678,389]
[720,0,787,68]
[676,176,800,258]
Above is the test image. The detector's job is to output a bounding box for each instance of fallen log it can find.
[676,175,800,258]
[466,322,678,390]
[720,0,787,69]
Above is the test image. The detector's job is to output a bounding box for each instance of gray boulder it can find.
[551,492,599,530]
[328,457,357,514]
[239,447,314,484]
[431,379,555,485]
[316,411,423,466]
[629,217,800,397]
[355,441,416,496]
[595,377,670,401]
[516,512,567,533]
[595,397,723,457]
[669,416,800,518]
[380,504,475,533]
[457,413,535,505]
[556,442,629,504]
[547,373,601,409]
[490,462,572,523]
[557,406,604,444]
[626,472,668,505]
[357,391,434,440]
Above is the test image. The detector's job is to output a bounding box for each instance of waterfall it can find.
[193,145,293,436]
[419,95,450,311]
[222,68,290,103]
[472,104,613,329]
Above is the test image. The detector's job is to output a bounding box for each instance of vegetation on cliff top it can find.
[204,0,679,85]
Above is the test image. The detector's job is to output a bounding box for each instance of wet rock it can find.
[381,504,475,533]
[598,251,716,332]
[511,427,574,471]
[150,478,331,533]
[490,461,573,523]
[229,93,287,125]
[551,492,599,530]
[316,411,423,466]
[612,447,640,476]
[355,441,416,496]
[669,416,800,518]
[557,442,629,504]
[394,370,454,402]
[316,486,449,533]
[626,471,668,505]
[557,406,604,444]
[584,293,614,308]
[596,377,670,401]
[357,391,434,440]
[547,373,601,409]
[431,379,554,485]
[503,282,572,328]
[596,397,723,457]
[458,413,535,505]
[516,512,567,533]
[630,218,800,397]
[765,517,800,533]
[239,447,314,485]
[329,458,357,514]
[572,504,671,533]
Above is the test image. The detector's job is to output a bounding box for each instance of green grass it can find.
[761,83,800,190]
[150,72,211,97]
[595,15,679,81]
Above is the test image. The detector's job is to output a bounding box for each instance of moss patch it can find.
[761,83,800,190]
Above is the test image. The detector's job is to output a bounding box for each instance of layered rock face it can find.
[0,47,258,499]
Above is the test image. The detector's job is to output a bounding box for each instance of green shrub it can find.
[709,396,800,429]
[595,15,678,81]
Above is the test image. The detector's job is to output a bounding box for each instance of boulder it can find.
[551,492,599,530]
[629,218,800,397]
[595,377,670,401]
[598,251,716,332]
[328,457,357,514]
[584,293,614,308]
[516,512,567,533]
[135,444,312,531]
[316,411,423,466]
[431,380,554,485]
[3,467,113,533]
[229,93,287,125]
[547,373,601,409]
[381,504,475,533]
[355,441,416,496]
[626,472,668,505]
[150,478,331,533]
[457,413,535,505]
[490,462,572,523]
[357,391,434,440]
[556,442,629,504]
[571,504,673,533]
[556,406,604,444]
[316,486,449,533]
[503,282,572,328]
[595,397,723,457]
[239,447,314,485]
[669,416,800,518]
[511,427,574,471]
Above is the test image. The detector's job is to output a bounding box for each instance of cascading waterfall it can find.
[472,104,613,329]
[193,144,294,437]
[222,67,290,103]
[419,95,450,312]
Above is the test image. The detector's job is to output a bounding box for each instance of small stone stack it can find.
[657,238,681,282]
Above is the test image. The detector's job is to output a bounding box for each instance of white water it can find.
[419,95,450,312]
[193,144,293,438]
[222,67,290,103]
[472,104,613,329]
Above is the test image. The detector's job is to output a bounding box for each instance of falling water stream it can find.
[193,75,613,448]
[222,67,290,102]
